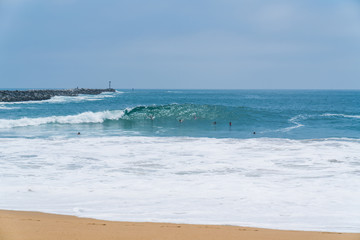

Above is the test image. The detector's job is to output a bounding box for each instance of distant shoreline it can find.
[0,88,115,102]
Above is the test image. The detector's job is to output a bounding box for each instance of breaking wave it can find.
[0,110,125,128]
[121,104,244,120]
[2,104,358,132]
[0,104,248,129]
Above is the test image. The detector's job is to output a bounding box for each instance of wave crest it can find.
[122,104,244,121]
[0,104,248,129]
[0,110,125,129]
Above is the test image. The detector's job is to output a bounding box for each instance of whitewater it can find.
[0,89,359,232]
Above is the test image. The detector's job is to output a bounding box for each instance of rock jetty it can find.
[0,88,116,102]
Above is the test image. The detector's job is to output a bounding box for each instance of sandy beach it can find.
[0,210,359,240]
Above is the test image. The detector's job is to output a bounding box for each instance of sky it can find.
[0,0,359,89]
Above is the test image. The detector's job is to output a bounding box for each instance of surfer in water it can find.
[148,114,154,120]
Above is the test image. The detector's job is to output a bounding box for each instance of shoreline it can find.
[0,210,359,240]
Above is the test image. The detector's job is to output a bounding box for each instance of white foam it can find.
[166,91,183,93]
[266,115,306,133]
[0,105,18,110]
[43,92,119,103]
[322,113,360,119]
[0,110,125,128]
[274,113,360,133]
[283,115,305,131]
[0,136,359,232]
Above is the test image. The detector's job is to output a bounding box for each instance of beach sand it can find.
[0,210,359,240]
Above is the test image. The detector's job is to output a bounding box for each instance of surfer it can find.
[148,114,154,120]
[77,132,81,135]
[179,119,183,123]
[229,122,232,126]
[213,121,217,125]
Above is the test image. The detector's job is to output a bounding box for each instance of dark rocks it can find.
[0,88,116,102]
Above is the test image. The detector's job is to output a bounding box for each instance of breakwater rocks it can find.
[0,88,116,102]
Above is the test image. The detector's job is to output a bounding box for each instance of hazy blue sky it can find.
[0,0,359,89]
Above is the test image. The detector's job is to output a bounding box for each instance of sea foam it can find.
[322,113,360,119]
[0,136,359,232]
[0,110,125,128]
[0,105,18,110]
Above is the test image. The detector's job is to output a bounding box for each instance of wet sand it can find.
[0,210,359,240]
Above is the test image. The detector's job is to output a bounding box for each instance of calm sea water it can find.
[0,89,359,232]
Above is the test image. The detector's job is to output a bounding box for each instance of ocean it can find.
[0,89,359,232]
